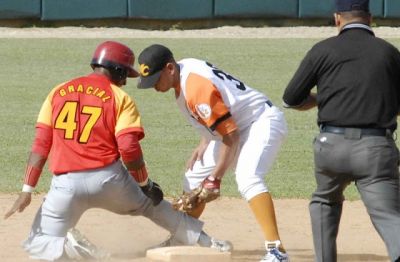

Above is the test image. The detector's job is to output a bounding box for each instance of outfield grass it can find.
[2,38,400,199]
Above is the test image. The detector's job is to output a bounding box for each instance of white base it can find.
[146,246,231,262]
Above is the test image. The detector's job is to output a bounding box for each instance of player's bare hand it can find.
[4,192,32,219]
[186,148,203,171]
[186,140,209,171]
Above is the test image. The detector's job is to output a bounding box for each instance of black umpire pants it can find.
[310,130,400,262]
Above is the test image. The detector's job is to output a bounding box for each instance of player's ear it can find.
[166,62,175,75]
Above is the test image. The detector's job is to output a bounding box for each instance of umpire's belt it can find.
[320,125,390,137]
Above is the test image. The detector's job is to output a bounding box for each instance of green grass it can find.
[2,38,400,199]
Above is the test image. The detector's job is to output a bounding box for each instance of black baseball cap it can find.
[335,0,369,12]
[137,44,174,89]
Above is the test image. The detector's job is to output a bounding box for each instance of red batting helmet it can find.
[90,41,139,78]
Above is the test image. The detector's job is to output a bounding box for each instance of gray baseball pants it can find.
[310,131,400,262]
[22,160,203,261]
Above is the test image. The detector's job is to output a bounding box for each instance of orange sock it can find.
[187,201,206,219]
[248,192,285,252]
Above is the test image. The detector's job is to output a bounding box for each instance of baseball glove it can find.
[172,176,221,212]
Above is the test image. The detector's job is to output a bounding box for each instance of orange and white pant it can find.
[184,105,288,201]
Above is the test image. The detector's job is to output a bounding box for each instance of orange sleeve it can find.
[185,73,237,136]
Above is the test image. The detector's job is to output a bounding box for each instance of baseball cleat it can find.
[146,235,183,251]
[147,235,233,253]
[260,240,289,262]
[146,235,177,250]
[156,236,173,248]
[210,238,233,252]
[64,228,110,260]
[150,236,173,248]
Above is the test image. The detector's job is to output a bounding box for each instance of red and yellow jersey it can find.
[176,58,269,139]
[36,73,143,174]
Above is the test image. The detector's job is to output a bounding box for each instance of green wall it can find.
[385,0,400,18]
[0,0,398,21]
[214,0,298,18]
[0,0,40,19]
[128,0,213,19]
[41,0,127,20]
[299,0,383,18]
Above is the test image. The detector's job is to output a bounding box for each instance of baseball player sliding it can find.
[137,44,290,262]
[4,41,231,261]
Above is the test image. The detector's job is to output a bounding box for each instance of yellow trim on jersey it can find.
[36,83,65,127]
[110,84,143,135]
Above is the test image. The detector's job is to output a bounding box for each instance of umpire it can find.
[282,0,400,261]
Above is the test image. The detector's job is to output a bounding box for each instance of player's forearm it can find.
[117,132,149,186]
[284,93,317,111]
[124,157,149,186]
[199,136,211,148]
[211,130,240,180]
[23,125,52,192]
[195,136,211,156]
[297,93,317,110]
[32,123,52,156]
[22,152,46,193]
[23,152,47,192]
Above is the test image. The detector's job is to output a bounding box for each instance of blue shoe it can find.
[260,240,289,262]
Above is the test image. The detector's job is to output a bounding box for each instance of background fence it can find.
[0,0,399,22]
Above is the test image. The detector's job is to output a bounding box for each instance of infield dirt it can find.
[0,195,388,262]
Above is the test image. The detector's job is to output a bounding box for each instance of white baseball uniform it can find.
[176,58,288,201]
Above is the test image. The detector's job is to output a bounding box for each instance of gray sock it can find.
[197,231,212,247]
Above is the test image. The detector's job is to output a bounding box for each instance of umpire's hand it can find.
[4,192,32,219]
[140,179,164,206]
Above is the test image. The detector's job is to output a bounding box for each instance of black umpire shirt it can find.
[283,23,400,131]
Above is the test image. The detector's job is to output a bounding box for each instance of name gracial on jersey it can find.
[58,84,111,103]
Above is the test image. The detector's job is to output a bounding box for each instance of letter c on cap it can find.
[140,64,150,76]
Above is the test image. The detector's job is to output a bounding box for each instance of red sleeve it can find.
[24,164,42,187]
[31,123,52,157]
[116,132,149,185]
[116,132,143,163]
[24,124,52,188]
[116,127,145,141]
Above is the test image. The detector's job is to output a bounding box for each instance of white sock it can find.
[265,240,282,251]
